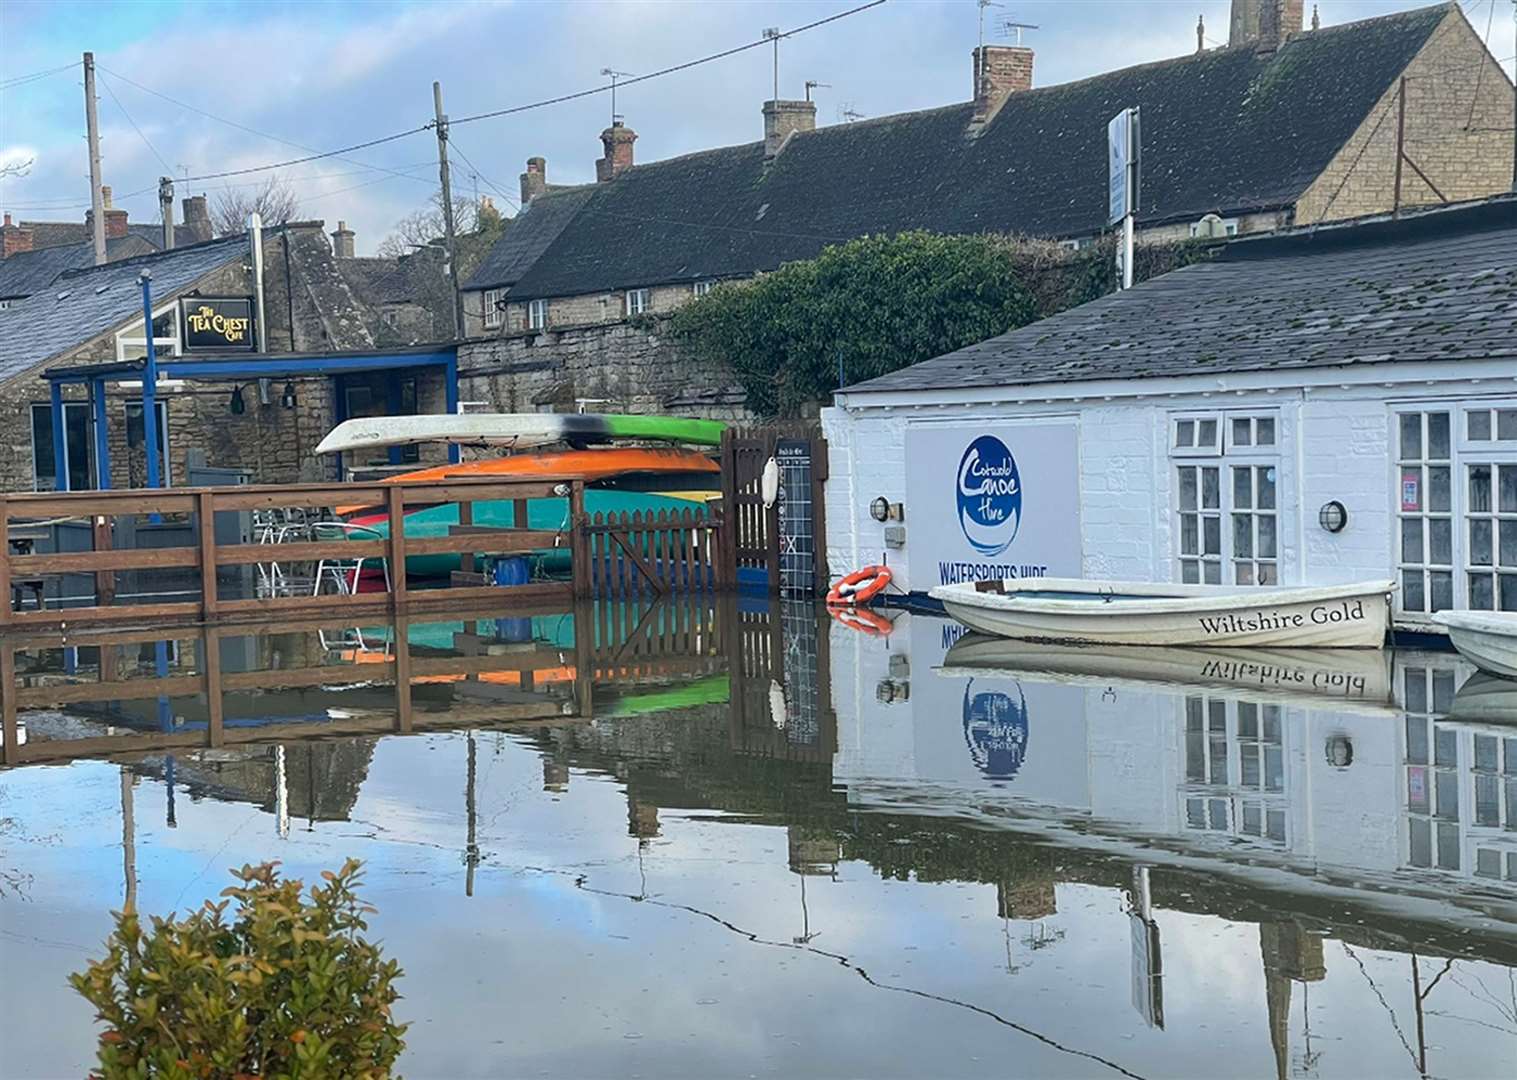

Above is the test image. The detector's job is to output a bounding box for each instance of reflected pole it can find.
[465,730,479,897]
[120,767,136,914]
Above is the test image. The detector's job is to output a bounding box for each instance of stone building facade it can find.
[458,1,1511,417]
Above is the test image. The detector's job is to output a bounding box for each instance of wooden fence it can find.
[718,425,828,595]
[579,507,723,601]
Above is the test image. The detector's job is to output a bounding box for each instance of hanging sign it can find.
[181,296,256,351]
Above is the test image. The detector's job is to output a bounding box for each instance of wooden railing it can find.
[0,477,587,629]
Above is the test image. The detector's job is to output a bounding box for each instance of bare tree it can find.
[211,174,299,236]
[376,191,489,257]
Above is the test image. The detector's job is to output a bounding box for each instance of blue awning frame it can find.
[42,345,461,491]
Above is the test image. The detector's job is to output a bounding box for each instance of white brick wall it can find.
[1299,397,1392,585]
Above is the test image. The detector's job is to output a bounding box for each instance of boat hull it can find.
[1431,611,1517,679]
[317,413,724,455]
[931,578,1394,648]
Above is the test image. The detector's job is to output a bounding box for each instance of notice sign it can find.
[1401,469,1420,511]
[181,297,256,351]
[1107,107,1140,224]
[905,422,1081,587]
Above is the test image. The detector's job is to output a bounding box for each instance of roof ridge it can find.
[53,232,245,281]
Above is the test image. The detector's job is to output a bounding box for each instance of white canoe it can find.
[1431,610,1517,679]
[929,577,1395,648]
[315,413,724,456]
[940,636,1396,713]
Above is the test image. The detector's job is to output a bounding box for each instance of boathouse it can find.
[822,196,1517,634]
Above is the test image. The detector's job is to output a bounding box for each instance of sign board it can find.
[904,422,1081,589]
[1107,107,1141,224]
[181,297,256,351]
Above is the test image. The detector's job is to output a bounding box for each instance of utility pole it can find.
[433,80,463,340]
[83,52,106,265]
[158,176,174,249]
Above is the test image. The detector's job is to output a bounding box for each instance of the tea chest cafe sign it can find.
[181,297,256,351]
[905,422,1081,586]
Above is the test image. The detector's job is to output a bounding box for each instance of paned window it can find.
[527,298,547,330]
[1403,666,1460,871]
[1182,695,1286,844]
[692,280,715,297]
[1396,411,1454,614]
[624,288,649,316]
[1464,463,1517,611]
[482,289,502,329]
[1173,414,1278,585]
[30,403,95,491]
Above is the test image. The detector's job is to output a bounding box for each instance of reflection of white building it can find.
[829,612,1517,925]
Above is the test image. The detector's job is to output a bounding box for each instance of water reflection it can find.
[2,599,1515,1078]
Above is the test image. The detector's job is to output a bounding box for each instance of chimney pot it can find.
[1,214,32,258]
[101,185,113,209]
[331,220,355,258]
[520,156,547,204]
[762,99,817,160]
[971,45,1034,126]
[596,122,636,183]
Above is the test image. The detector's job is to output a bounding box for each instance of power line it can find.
[447,137,519,210]
[98,72,173,176]
[451,0,889,127]
[0,61,75,91]
[97,65,437,187]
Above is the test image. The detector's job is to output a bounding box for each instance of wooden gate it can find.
[717,425,828,595]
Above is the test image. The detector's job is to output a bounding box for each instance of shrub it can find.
[70,859,406,1079]
[668,229,1209,417]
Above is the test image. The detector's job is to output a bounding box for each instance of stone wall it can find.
[1295,8,1514,224]
[464,281,706,338]
[456,313,748,419]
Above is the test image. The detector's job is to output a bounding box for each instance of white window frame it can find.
[691,279,715,298]
[481,289,502,330]
[1172,412,1280,586]
[1392,401,1517,620]
[624,288,649,316]
[527,297,547,330]
[1180,694,1288,846]
[115,299,181,361]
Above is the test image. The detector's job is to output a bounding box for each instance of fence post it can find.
[202,630,224,748]
[569,482,590,598]
[197,492,218,620]
[386,486,409,614]
[0,643,17,764]
[92,514,115,607]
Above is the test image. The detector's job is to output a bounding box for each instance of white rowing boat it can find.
[1430,610,1517,679]
[929,577,1395,648]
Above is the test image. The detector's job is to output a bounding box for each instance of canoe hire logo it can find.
[956,435,1021,556]
[962,679,1029,780]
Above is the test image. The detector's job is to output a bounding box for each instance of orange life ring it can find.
[828,604,894,636]
[826,564,892,606]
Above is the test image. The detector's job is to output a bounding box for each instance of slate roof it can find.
[18,221,198,251]
[472,3,1455,300]
[464,185,592,291]
[0,235,156,300]
[0,235,246,385]
[839,197,1517,397]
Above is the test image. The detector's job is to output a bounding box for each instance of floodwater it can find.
[3,599,1516,1079]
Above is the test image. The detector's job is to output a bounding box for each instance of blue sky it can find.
[2,1,1510,254]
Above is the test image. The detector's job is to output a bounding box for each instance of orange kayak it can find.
[339,448,718,515]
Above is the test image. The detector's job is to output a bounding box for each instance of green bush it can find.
[70,859,406,1079]
[669,229,1209,417]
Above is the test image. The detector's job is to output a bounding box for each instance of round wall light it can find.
[1324,735,1354,769]
[1318,500,1348,533]
[869,496,891,523]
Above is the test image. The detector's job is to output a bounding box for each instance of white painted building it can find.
[823,198,1517,634]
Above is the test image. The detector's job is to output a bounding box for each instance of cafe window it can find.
[30,403,95,491]
[1173,413,1279,585]
[1181,695,1286,845]
[115,303,180,361]
[1396,411,1454,614]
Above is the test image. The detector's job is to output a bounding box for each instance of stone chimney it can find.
[596,121,636,182]
[520,157,547,204]
[763,99,817,160]
[1,213,33,258]
[1229,0,1303,51]
[971,45,1034,125]
[331,220,355,258]
[182,195,212,243]
[86,185,130,240]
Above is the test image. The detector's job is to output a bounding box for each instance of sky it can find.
[1,0,1512,255]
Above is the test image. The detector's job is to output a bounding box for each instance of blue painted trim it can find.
[49,381,67,491]
[160,352,456,379]
[139,276,161,493]
[445,352,461,465]
[91,379,112,489]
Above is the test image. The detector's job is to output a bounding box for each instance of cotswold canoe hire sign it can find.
[905,422,1081,587]
[180,297,256,351]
